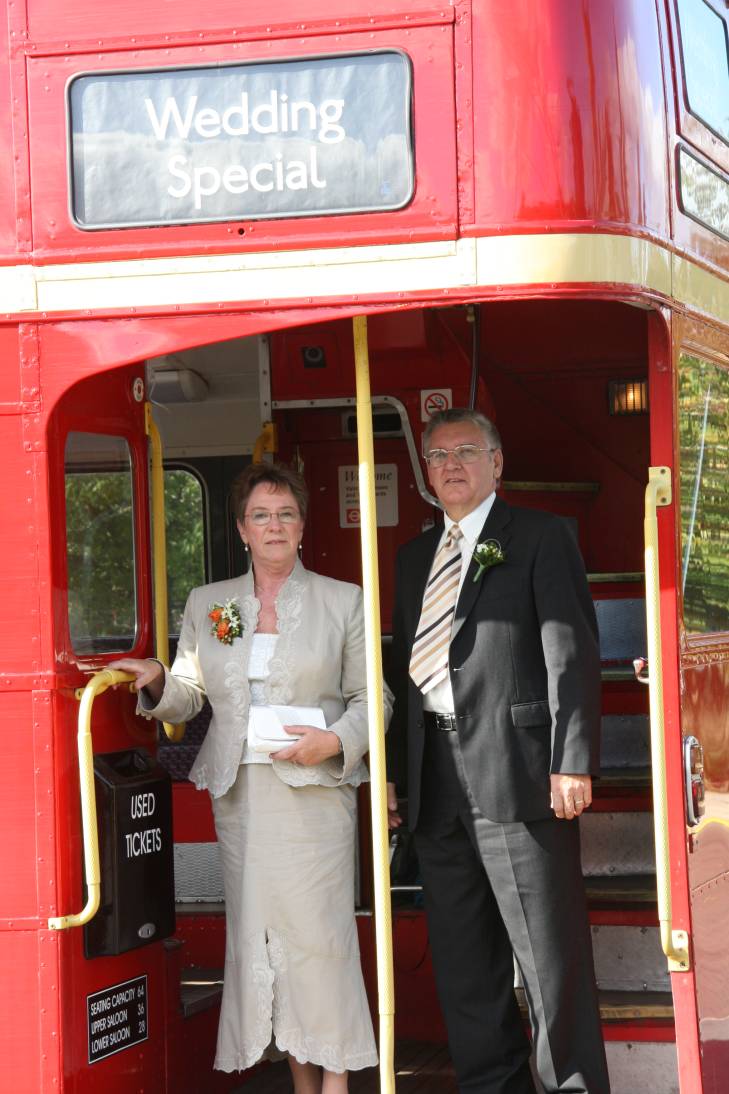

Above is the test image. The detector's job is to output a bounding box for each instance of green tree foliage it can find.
[66,470,136,652]
[65,465,205,651]
[679,353,729,635]
[165,469,205,633]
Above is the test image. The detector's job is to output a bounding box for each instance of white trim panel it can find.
[0,232,726,321]
[673,252,729,327]
[0,264,37,311]
[34,238,477,312]
[475,233,672,296]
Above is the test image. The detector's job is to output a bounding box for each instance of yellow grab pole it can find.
[49,669,134,930]
[252,420,278,463]
[352,315,395,1093]
[644,466,689,972]
[145,404,184,742]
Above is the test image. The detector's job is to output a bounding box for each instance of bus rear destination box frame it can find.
[67,50,414,231]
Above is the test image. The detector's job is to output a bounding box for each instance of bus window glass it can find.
[165,467,206,634]
[678,148,729,241]
[676,0,729,142]
[679,353,729,634]
[64,432,137,654]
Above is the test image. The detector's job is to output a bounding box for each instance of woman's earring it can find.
[243,541,250,554]
[297,542,303,556]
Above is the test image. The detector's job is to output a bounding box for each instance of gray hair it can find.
[422,408,502,453]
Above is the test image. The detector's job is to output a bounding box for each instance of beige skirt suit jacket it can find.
[140,560,391,1074]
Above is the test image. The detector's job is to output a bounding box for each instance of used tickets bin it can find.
[84,748,175,958]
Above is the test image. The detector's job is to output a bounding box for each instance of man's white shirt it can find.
[422,491,496,715]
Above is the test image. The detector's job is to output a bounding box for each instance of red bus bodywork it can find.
[0,2,727,1091]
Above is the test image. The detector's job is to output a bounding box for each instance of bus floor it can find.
[231,1043,456,1092]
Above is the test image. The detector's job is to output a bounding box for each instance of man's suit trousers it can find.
[414,722,610,1094]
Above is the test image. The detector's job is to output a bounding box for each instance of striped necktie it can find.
[409,525,464,694]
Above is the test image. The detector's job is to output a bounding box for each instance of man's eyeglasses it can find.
[424,444,497,468]
[245,508,300,526]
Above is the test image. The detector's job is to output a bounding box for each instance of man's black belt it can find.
[424,711,458,732]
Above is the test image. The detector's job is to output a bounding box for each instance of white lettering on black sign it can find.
[126,792,162,858]
[69,51,413,228]
[87,975,148,1064]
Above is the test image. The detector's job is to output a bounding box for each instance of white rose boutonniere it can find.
[472,539,505,583]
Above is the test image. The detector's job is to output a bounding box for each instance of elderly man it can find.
[386,408,609,1093]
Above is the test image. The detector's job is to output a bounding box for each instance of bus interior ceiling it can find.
[148,298,650,589]
[143,297,676,1087]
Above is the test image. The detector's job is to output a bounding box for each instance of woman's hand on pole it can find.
[108,658,165,703]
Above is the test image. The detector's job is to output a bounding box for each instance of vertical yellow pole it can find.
[352,315,395,1094]
[145,405,170,659]
[145,404,185,742]
[644,466,689,971]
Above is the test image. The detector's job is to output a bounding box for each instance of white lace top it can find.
[240,632,278,766]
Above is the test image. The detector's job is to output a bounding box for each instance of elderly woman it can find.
[112,462,389,1094]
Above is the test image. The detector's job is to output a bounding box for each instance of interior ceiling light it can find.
[150,367,209,404]
[608,379,648,415]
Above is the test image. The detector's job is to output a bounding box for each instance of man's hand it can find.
[387,782,402,829]
[550,773,592,820]
[274,725,342,766]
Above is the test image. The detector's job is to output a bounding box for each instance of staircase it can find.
[583,580,677,1090]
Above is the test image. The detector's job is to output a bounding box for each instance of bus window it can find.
[164,466,207,635]
[679,352,729,634]
[678,148,729,241]
[676,0,729,144]
[64,431,137,654]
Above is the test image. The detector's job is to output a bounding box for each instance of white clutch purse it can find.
[247,705,327,754]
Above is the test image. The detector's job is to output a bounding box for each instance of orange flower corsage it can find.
[208,599,243,645]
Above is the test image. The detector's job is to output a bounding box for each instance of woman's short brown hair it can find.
[230,462,309,523]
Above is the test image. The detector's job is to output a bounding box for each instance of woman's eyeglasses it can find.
[245,508,300,526]
[423,444,496,468]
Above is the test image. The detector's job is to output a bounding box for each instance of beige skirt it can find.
[211,763,378,1074]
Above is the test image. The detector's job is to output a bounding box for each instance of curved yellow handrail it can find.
[252,420,278,464]
[644,466,690,972]
[48,669,134,930]
[145,405,185,742]
[353,315,395,1093]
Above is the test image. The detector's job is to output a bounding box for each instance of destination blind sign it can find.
[69,51,413,229]
[87,975,148,1064]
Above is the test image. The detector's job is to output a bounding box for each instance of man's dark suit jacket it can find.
[386,496,602,826]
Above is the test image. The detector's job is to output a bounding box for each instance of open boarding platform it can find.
[232,1043,456,1092]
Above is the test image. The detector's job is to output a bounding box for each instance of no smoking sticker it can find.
[420,388,452,421]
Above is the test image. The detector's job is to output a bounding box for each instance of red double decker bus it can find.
[1,1,728,1091]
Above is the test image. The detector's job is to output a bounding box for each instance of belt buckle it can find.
[437,713,456,732]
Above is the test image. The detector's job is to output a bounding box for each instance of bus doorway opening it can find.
[119,298,676,1091]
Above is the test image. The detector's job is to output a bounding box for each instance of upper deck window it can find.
[677,0,729,144]
[678,148,729,240]
[68,51,413,230]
